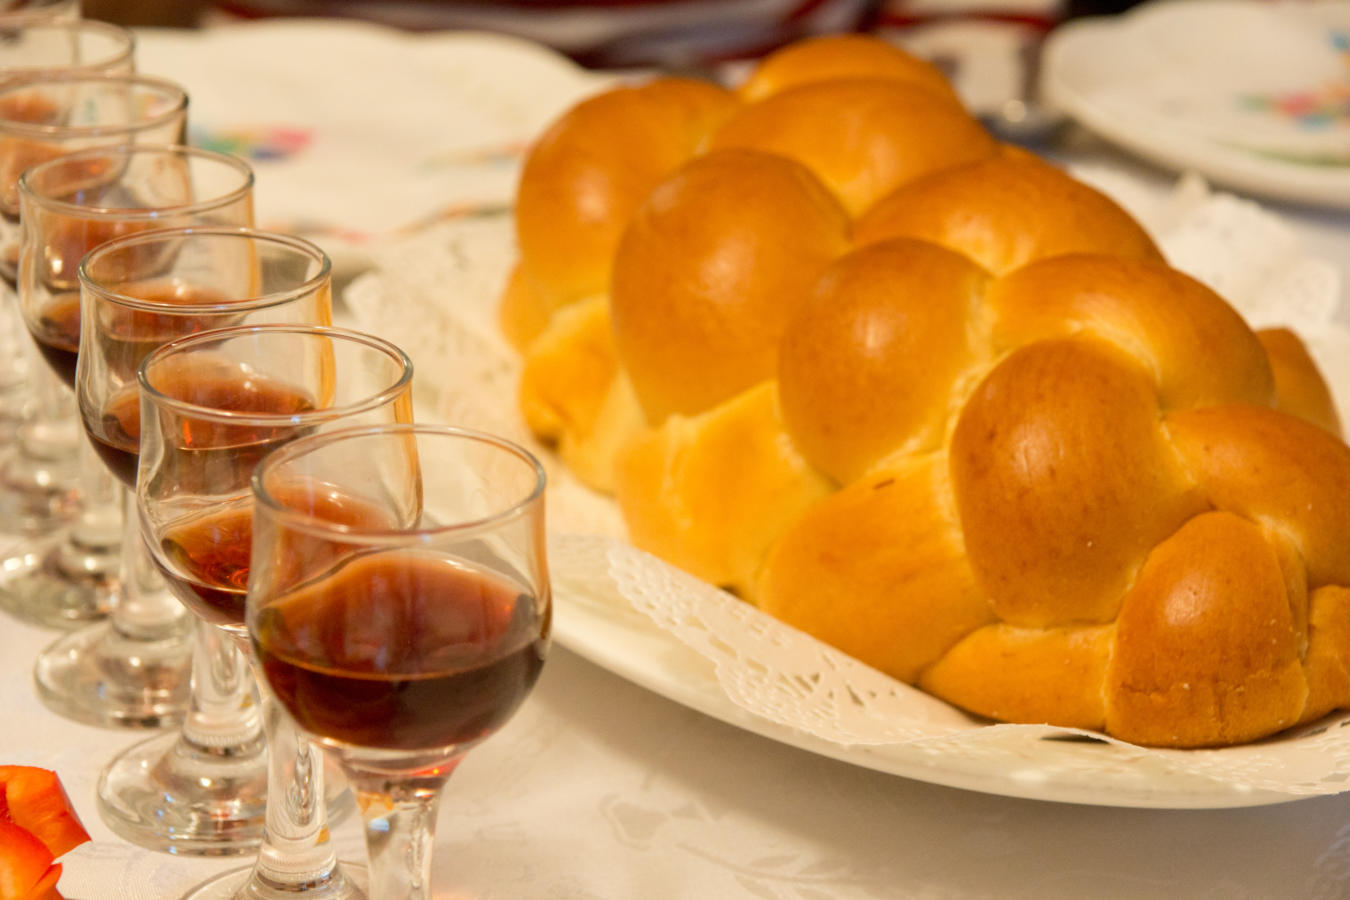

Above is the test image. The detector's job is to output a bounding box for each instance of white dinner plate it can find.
[547,531,1350,811]
[1042,0,1350,209]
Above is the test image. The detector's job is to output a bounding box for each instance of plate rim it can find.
[1041,1,1350,210]
[551,573,1315,810]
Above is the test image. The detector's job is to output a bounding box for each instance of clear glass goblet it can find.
[75,229,345,857]
[139,323,415,896]
[0,73,188,627]
[249,424,551,899]
[19,146,255,731]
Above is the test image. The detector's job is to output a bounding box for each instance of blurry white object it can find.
[135,20,611,277]
[1043,0,1350,207]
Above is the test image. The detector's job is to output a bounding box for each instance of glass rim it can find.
[79,226,328,315]
[0,73,188,140]
[19,143,253,221]
[138,324,414,427]
[252,423,548,544]
[0,18,136,75]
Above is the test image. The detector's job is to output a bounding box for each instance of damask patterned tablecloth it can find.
[3,17,1350,900]
[0,568,1347,900]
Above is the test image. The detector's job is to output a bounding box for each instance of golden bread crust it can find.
[777,239,990,484]
[614,382,831,595]
[514,77,740,313]
[738,33,960,103]
[758,454,994,683]
[1257,327,1343,436]
[853,154,1164,274]
[1105,512,1308,747]
[711,78,997,216]
[610,148,851,422]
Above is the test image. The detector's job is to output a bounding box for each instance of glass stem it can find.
[52,438,122,582]
[180,621,260,752]
[111,486,187,640]
[246,692,346,895]
[351,771,454,900]
[69,437,121,545]
[17,361,78,461]
[5,362,82,532]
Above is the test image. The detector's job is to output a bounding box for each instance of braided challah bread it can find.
[502,34,1350,748]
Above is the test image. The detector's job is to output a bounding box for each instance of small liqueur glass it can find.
[22,147,255,733]
[249,423,551,899]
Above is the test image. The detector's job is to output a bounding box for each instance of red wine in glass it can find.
[156,504,253,632]
[85,315,309,490]
[254,551,549,752]
[85,382,138,487]
[156,480,388,635]
[29,291,79,386]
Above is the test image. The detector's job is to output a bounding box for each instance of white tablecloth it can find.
[3,588,1350,900]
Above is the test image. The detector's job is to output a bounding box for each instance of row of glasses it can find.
[0,13,374,883]
[136,320,414,898]
[21,143,254,729]
[0,73,189,630]
[1,10,557,899]
[73,227,335,856]
[0,17,142,627]
[0,4,358,887]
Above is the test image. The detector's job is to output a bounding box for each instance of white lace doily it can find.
[345,173,1350,804]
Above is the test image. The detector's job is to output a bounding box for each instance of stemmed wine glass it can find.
[75,227,342,856]
[249,424,551,899]
[20,145,255,732]
[137,323,415,897]
[0,73,188,627]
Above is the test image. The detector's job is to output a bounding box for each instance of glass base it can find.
[181,861,369,900]
[98,727,270,857]
[0,527,118,630]
[33,618,192,728]
[98,728,357,858]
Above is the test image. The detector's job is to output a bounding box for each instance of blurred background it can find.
[81,0,1143,68]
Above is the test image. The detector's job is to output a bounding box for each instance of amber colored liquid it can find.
[37,214,153,295]
[157,504,253,632]
[97,281,237,364]
[86,384,139,486]
[29,291,80,387]
[88,361,316,489]
[255,552,548,753]
[157,483,387,633]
